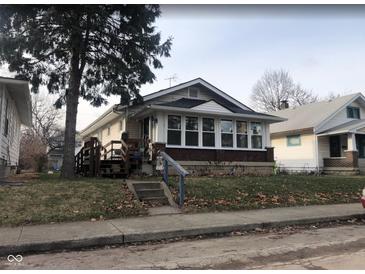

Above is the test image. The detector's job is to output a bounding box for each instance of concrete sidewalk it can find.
[0,203,364,256]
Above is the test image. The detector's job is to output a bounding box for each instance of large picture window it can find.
[236,121,248,148]
[202,118,215,147]
[185,116,199,146]
[221,120,233,147]
[251,122,262,149]
[167,115,181,145]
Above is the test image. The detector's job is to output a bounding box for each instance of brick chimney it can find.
[280,100,289,109]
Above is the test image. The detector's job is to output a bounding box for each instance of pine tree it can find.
[0,5,172,178]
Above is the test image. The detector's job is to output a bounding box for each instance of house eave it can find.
[270,127,314,138]
[80,105,121,137]
[148,104,286,122]
[0,77,32,126]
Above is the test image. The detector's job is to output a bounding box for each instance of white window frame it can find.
[220,119,234,148]
[167,115,182,146]
[250,121,263,149]
[236,120,248,148]
[164,114,266,151]
[202,117,216,147]
[185,116,199,147]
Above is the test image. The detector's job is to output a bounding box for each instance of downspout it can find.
[313,128,320,174]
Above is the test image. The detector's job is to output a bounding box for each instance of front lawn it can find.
[0,174,147,227]
[170,175,365,213]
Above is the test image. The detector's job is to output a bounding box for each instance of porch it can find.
[319,132,365,175]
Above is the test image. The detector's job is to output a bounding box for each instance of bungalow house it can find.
[0,76,32,178]
[269,93,365,175]
[80,78,284,176]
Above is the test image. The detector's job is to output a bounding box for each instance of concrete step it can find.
[136,189,165,198]
[133,182,161,191]
[141,196,169,205]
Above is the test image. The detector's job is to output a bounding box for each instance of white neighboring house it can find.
[269,93,365,174]
[0,76,32,178]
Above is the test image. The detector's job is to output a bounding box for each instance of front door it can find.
[329,135,341,157]
[356,135,365,158]
[143,117,150,140]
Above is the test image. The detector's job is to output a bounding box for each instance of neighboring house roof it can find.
[0,76,32,126]
[317,119,365,136]
[269,93,363,134]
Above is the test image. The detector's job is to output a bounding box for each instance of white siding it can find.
[271,133,317,171]
[317,135,330,168]
[191,101,232,113]
[0,83,22,166]
[147,86,213,105]
[83,116,125,146]
[126,118,140,139]
[318,99,365,132]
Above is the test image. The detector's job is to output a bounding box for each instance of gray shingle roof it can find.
[318,119,365,135]
[157,98,279,117]
[268,93,361,134]
[157,98,208,108]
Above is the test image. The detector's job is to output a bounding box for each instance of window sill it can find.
[166,145,266,151]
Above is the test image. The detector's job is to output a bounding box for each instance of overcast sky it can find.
[2,5,365,130]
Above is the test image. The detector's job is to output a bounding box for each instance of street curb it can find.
[1,213,364,257]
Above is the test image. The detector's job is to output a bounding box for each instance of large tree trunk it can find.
[61,82,80,179]
[61,15,82,179]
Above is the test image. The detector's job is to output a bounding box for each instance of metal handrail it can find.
[159,151,189,208]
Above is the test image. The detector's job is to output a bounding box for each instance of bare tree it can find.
[19,94,64,172]
[291,84,318,106]
[322,92,341,101]
[251,69,318,112]
[31,94,64,152]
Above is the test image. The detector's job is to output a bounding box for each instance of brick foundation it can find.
[154,144,275,176]
[323,150,359,168]
[167,161,274,176]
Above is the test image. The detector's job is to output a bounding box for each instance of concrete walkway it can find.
[0,203,364,256]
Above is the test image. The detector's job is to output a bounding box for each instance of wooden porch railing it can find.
[100,140,128,162]
[75,137,101,176]
[159,151,189,208]
[75,137,130,177]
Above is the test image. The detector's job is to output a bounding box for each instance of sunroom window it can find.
[236,121,248,148]
[202,118,215,147]
[221,120,233,147]
[167,115,181,145]
[251,122,262,149]
[185,116,199,146]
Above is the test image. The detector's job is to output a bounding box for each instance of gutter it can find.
[148,105,287,123]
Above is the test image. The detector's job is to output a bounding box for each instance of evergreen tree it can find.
[0,5,172,178]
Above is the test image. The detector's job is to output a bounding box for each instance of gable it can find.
[317,96,365,133]
[270,93,363,134]
[191,100,233,114]
[143,78,253,113]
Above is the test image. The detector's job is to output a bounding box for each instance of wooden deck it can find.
[75,137,143,178]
